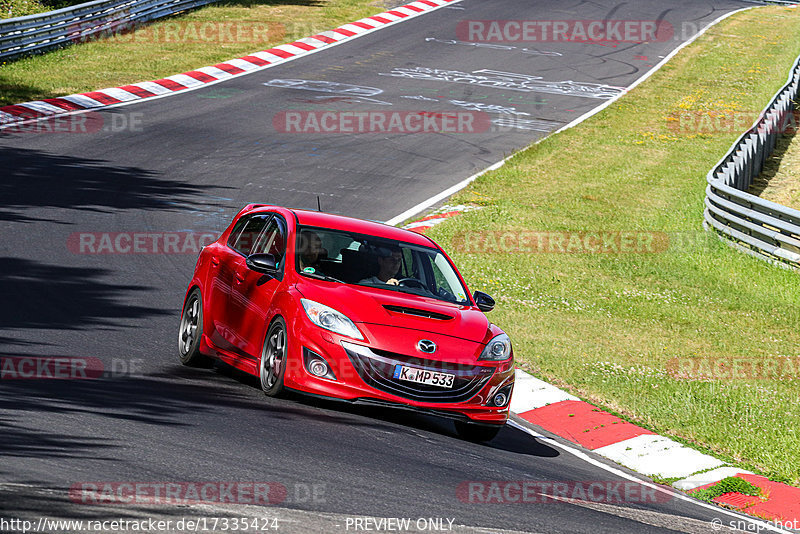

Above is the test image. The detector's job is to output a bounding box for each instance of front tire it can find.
[260,317,287,397]
[178,288,210,367]
[454,421,502,443]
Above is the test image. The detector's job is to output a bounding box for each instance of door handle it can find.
[210,256,219,267]
[235,271,245,284]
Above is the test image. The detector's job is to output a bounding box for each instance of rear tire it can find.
[454,421,502,443]
[178,289,211,367]
[260,317,287,397]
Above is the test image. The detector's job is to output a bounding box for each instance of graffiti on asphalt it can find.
[263,79,384,97]
[491,117,561,131]
[289,95,393,106]
[448,99,530,116]
[379,67,624,99]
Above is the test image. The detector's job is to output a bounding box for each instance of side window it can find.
[228,215,270,256]
[226,216,249,248]
[431,253,468,302]
[252,217,287,267]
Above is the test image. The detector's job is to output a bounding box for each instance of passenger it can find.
[360,246,402,286]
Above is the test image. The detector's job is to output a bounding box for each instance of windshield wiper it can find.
[302,271,345,284]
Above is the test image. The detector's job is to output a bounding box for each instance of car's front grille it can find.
[342,343,494,403]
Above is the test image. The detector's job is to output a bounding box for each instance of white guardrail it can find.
[703,53,800,268]
[0,0,220,61]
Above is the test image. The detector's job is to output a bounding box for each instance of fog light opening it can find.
[309,358,329,377]
[302,348,337,380]
[488,384,513,407]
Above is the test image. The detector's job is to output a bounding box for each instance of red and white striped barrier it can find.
[511,368,799,524]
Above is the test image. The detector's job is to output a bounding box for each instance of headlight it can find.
[301,299,363,340]
[479,333,512,361]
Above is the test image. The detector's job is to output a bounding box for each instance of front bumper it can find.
[283,319,514,424]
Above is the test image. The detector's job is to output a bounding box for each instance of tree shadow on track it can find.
[0,146,228,224]
[0,482,262,526]
[0,366,402,460]
[0,257,167,331]
[202,360,561,458]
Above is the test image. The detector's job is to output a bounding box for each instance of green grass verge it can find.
[691,477,761,503]
[0,0,384,105]
[425,6,800,485]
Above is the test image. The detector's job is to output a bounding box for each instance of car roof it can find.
[248,205,436,248]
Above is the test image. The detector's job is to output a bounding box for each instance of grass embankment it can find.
[1,0,48,19]
[2,0,97,19]
[752,131,800,211]
[0,0,383,105]
[427,6,800,485]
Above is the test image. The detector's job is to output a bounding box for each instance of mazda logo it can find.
[417,339,437,354]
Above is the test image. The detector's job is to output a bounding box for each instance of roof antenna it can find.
[317,195,322,212]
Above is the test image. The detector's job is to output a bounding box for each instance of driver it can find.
[360,246,402,285]
[298,230,325,271]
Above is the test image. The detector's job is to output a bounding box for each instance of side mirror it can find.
[473,291,495,312]
[246,253,278,274]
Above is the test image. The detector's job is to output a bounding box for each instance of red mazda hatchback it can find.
[179,204,514,441]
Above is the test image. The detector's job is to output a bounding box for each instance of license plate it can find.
[393,365,455,389]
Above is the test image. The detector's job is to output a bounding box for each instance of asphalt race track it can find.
[0,1,769,532]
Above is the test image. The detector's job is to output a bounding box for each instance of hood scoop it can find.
[383,305,454,321]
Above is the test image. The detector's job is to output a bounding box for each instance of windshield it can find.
[295,226,470,305]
